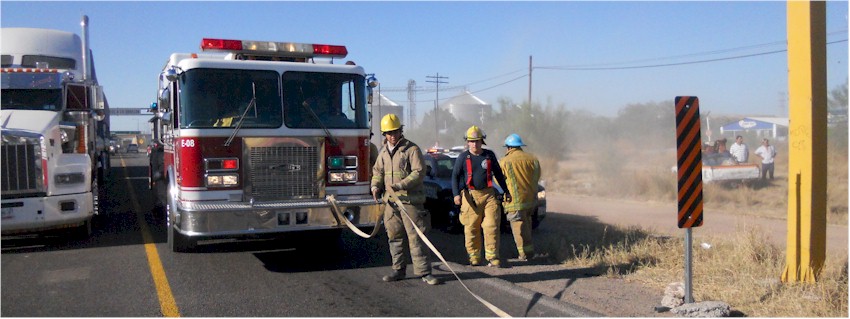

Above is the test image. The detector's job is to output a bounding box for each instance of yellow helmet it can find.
[380,113,402,132]
[464,125,486,142]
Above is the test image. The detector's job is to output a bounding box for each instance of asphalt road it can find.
[1,151,597,317]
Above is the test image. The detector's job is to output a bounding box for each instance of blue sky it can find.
[2,1,847,132]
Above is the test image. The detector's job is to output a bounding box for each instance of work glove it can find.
[390,183,402,191]
[371,187,381,202]
[503,192,512,203]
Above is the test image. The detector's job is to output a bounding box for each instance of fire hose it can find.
[327,190,511,318]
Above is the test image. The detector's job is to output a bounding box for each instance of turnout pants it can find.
[459,188,501,263]
[384,202,432,276]
[506,208,535,257]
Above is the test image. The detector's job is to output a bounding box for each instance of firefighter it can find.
[371,113,441,285]
[451,125,511,267]
[500,134,541,261]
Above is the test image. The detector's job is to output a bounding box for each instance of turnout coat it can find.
[370,138,426,205]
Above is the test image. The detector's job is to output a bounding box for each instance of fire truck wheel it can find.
[166,182,195,253]
[168,223,195,253]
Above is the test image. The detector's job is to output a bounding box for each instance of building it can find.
[719,117,788,140]
[440,90,491,126]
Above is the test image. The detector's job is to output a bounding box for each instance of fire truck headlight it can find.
[206,174,239,187]
[329,170,357,183]
[222,175,238,186]
[329,172,344,183]
[344,171,357,181]
[55,173,86,186]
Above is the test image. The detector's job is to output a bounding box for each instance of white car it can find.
[701,153,760,184]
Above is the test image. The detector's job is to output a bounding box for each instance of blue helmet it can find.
[504,134,526,147]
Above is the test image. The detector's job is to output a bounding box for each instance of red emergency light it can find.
[222,159,238,170]
[201,38,242,51]
[313,44,348,57]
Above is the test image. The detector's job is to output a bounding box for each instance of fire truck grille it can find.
[1,143,41,194]
[249,146,319,201]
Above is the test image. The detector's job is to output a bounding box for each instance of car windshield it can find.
[703,153,736,166]
[434,158,455,179]
[178,69,282,129]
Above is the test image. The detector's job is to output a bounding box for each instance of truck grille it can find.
[249,146,319,201]
[1,143,42,194]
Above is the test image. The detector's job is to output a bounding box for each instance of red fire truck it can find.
[149,38,381,252]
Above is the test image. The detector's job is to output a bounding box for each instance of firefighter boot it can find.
[382,269,406,282]
[487,259,503,268]
[421,274,442,285]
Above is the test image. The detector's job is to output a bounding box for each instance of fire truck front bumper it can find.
[172,196,383,238]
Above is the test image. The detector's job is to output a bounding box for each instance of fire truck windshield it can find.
[1,89,62,111]
[282,71,368,129]
[179,69,282,129]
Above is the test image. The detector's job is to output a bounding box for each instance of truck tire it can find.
[76,219,92,239]
[168,223,195,253]
[166,182,195,252]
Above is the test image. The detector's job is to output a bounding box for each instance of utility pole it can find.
[782,0,827,283]
[407,80,417,128]
[528,55,533,110]
[426,73,448,146]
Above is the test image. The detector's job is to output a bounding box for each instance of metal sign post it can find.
[684,228,693,303]
[674,96,704,304]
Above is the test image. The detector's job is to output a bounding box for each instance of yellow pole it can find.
[781,0,827,283]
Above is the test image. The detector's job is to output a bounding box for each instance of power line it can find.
[538,39,848,71]
[382,36,848,101]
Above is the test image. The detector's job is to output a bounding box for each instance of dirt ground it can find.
[456,192,848,317]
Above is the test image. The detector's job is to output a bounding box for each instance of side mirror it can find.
[91,110,106,121]
[157,111,172,126]
[158,88,170,105]
[426,165,433,178]
[366,76,378,105]
[163,67,179,82]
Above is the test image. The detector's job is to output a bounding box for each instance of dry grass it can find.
[537,222,849,317]
[543,142,848,316]
[634,228,849,317]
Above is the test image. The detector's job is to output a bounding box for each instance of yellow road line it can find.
[120,157,181,317]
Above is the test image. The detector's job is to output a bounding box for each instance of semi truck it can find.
[149,37,382,252]
[1,15,110,238]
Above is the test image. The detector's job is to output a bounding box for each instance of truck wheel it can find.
[74,219,93,240]
[168,223,195,253]
[166,182,195,253]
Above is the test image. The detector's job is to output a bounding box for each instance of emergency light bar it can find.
[200,38,348,59]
